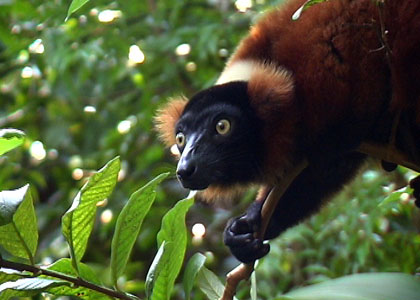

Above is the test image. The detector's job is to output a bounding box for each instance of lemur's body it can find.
[156,0,420,262]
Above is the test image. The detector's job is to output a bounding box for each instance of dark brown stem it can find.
[0,257,137,300]
[376,0,392,65]
[220,160,308,300]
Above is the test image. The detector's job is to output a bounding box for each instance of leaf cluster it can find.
[0,142,195,299]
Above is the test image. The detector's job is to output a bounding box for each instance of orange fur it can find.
[154,96,187,147]
[247,62,294,115]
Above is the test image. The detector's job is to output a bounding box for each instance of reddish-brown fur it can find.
[228,0,420,182]
[156,0,420,199]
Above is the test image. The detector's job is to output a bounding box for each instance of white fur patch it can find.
[216,60,257,85]
[216,60,292,88]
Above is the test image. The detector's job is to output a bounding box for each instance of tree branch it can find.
[358,142,420,173]
[0,257,137,300]
[220,160,308,300]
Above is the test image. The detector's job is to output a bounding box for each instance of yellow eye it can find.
[175,132,185,147]
[216,119,231,135]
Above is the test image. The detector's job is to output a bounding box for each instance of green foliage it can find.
[0,268,29,299]
[146,241,168,299]
[194,267,420,300]
[380,186,413,206]
[196,266,225,300]
[112,172,169,287]
[62,156,120,274]
[0,185,37,263]
[0,185,28,226]
[66,0,91,21]
[183,253,207,300]
[150,194,194,300]
[0,268,23,285]
[281,273,420,300]
[45,258,110,299]
[0,129,25,156]
[0,155,195,299]
[0,278,69,296]
[254,167,420,299]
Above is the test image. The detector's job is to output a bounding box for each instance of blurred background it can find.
[0,0,419,299]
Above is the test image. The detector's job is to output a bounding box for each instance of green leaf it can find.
[44,258,112,299]
[0,268,27,285]
[0,185,27,226]
[145,241,168,300]
[46,258,101,284]
[0,129,25,156]
[66,0,90,21]
[0,278,69,296]
[196,266,224,300]
[150,194,195,300]
[183,253,207,300]
[111,173,169,287]
[380,186,413,206]
[284,273,420,300]
[0,185,38,263]
[292,0,328,21]
[0,288,31,299]
[62,157,120,274]
[0,268,29,300]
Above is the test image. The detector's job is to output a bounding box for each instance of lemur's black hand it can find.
[223,201,270,263]
[410,175,420,208]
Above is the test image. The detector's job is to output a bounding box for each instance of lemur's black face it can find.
[174,82,263,190]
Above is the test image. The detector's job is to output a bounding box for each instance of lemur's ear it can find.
[154,96,188,147]
[247,62,294,120]
[216,60,294,120]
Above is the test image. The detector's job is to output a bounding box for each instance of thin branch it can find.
[220,160,308,300]
[0,257,137,300]
[375,0,392,65]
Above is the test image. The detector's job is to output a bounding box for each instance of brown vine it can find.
[220,160,308,300]
[0,257,135,300]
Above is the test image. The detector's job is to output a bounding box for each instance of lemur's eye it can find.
[175,132,185,147]
[216,119,231,135]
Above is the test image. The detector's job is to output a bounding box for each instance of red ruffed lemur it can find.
[155,0,420,263]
